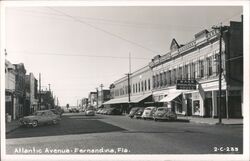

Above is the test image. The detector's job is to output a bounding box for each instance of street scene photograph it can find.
[1,1,249,161]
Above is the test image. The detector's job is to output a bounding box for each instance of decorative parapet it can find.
[149,29,220,68]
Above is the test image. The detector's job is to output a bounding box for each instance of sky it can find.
[4,6,242,106]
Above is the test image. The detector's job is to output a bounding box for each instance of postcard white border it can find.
[1,1,249,161]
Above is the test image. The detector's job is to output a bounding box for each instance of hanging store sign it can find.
[176,80,197,90]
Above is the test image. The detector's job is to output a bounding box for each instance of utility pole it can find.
[96,87,99,109]
[39,73,41,110]
[100,84,104,104]
[212,24,228,124]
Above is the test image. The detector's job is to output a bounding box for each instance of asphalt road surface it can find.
[6,112,243,154]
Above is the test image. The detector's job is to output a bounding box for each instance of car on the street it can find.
[106,108,122,115]
[50,109,63,117]
[85,109,95,116]
[19,110,61,128]
[141,106,157,120]
[134,107,145,119]
[153,107,177,121]
[128,107,140,118]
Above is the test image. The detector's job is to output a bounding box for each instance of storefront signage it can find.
[176,80,197,90]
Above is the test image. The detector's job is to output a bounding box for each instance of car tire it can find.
[31,120,38,128]
[154,119,158,122]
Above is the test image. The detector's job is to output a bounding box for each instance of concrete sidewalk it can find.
[178,115,243,125]
[6,120,20,134]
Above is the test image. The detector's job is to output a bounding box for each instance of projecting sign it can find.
[176,80,197,90]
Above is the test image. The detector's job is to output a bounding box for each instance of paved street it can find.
[6,113,243,154]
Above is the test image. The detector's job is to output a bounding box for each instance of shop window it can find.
[193,100,200,114]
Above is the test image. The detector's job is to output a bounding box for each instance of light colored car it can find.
[19,110,61,128]
[141,107,157,120]
[85,109,95,116]
[153,107,177,121]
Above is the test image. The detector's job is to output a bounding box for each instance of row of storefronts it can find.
[103,18,243,118]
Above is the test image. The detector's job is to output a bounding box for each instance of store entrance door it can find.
[204,98,213,117]
[186,99,192,116]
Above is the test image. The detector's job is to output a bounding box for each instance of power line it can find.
[13,8,203,30]
[9,50,150,60]
[47,7,160,54]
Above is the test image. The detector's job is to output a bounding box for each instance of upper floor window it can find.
[199,60,204,78]
[144,80,147,91]
[148,79,151,90]
[141,81,144,92]
[207,57,212,76]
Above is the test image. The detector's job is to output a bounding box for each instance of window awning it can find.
[103,93,151,105]
[159,91,182,102]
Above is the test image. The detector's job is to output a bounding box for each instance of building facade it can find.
[88,92,97,108]
[97,89,111,108]
[25,73,38,115]
[104,66,153,113]
[14,63,27,119]
[5,60,16,120]
[149,19,243,118]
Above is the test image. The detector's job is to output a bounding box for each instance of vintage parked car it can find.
[134,107,145,119]
[153,107,177,121]
[106,108,122,115]
[85,109,95,116]
[19,110,61,128]
[141,106,157,120]
[128,107,140,118]
[50,109,63,117]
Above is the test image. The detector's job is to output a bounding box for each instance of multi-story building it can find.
[5,60,16,120]
[149,18,243,118]
[88,92,97,108]
[97,89,111,108]
[104,66,153,113]
[25,73,38,115]
[14,63,27,119]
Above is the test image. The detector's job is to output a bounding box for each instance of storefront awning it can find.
[131,93,152,103]
[103,93,151,105]
[159,91,182,102]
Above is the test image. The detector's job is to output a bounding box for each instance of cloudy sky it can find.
[4,5,242,106]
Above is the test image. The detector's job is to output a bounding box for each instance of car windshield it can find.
[157,108,169,112]
[131,108,138,111]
